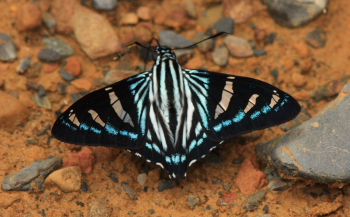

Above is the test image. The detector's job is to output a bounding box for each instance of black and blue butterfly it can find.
[52,37,301,179]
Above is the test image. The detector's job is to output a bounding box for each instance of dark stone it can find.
[0,32,11,42]
[254,49,267,56]
[37,85,47,98]
[148,209,155,214]
[270,67,279,79]
[306,27,327,48]
[42,12,57,35]
[158,180,176,192]
[17,57,32,74]
[81,181,89,192]
[38,48,62,62]
[265,32,277,45]
[92,0,118,11]
[159,30,193,48]
[212,17,235,34]
[59,70,75,81]
[310,192,318,199]
[109,173,119,183]
[2,157,62,191]
[266,0,328,28]
[43,37,74,58]
[256,84,350,183]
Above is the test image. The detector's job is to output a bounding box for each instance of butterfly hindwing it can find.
[183,69,301,141]
[52,71,152,149]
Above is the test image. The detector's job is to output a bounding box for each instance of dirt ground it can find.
[0,0,350,216]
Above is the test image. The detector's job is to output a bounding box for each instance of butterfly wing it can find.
[51,71,151,149]
[183,69,301,141]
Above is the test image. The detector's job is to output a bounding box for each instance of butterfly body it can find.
[52,46,301,179]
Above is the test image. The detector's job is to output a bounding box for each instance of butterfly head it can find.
[156,46,177,62]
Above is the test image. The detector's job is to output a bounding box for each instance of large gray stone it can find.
[256,83,350,183]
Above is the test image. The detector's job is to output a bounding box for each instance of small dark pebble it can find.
[58,83,68,95]
[0,41,17,61]
[59,70,75,81]
[212,17,235,34]
[122,182,137,199]
[187,195,200,209]
[144,186,148,192]
[310,192,318,199]
[158,181,176,192]
[81,181,89,192]
[232,158,243,164]
[206,205,212,210]
[263,205,269,213]
[148,209,155,214]
[26,82,39,90]
[38,48,62,62]
[321,189,330,196]
[159,30,193,48]
[42,12,57,34]
[270,67,279,79]
[37,125,51,136]
[38,209,46,217]
[17,57,32,74]
[37,85,47,97]
[76,201,85,207]
[109,173,119,183]
[306,27,326,48]
[265,32,277,45]
[254,49,267,56]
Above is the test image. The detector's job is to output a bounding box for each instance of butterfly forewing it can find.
[52,71,152,150]
[52,45,301,180]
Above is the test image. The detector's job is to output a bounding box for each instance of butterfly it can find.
[52,38,301,179]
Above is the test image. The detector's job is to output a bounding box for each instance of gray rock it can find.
[212,17,235,34]
[38,48,62,62]
[2,156,62,191]
[17,57,32,74]
[187,195,200,209]
[306,27,327,48]
[158,180,176,192]
[0,32,11,42]
[42,12,57,35]
[224,35,253,58]
[213,45,229,66]
[34,86,51,109]
[193,32,215,52]
[266,0,328,28]
[60,70,75,81]
[256,83,350,183]
[122,182,137,199]
[92,0,118,11]
[159,30,193,48]
[254,49,267,56]
[0,41,17,61]
[264,167,293,193]
[43,37,74,58]
[242,190,268,211]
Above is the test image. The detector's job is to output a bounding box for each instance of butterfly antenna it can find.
[174,31,228,50]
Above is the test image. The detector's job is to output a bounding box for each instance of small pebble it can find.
[212,17,234,34]
[292,72,307,87]
[254,49,267,56]
[81,181,89,192]
[42,12,57,34]
[158,181,176,192]
[120,12,139,25]
[185,0,197,18]
[306,27,327,48]
[136,6,151,20]
[71,78,94,91]
[45,166,82,193]
[224,35,253,58]
[16,3,42,31]
[65,56,82,76]
[16,57,32,74]
[92,0,118,11]
[34,92,51,109]
[43,37,74,58]
[223,0,254,24]
[294,41,310,58]
[109,173,119,183]
[254,29,267,42]
[137,173,148,186]
[270,67,279,79]
[242,190,268,211]
[0,41,17,61]
[38,48,62,62]
[37,85,47,97]
[2,157,62,191]
[60,70,75,81]
[159,30,193,48]
[122,182,137,199]
[187,195,200,209]
[265,32,277,45]
[213,46,229,67]
[89,201,113,217]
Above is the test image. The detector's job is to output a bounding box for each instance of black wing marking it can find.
[51,71,151,150]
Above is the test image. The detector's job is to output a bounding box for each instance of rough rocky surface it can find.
[257,83,350,183]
